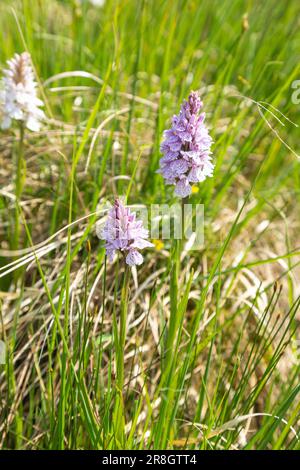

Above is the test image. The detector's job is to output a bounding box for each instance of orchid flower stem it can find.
[14,122,25,252]
[114,261,130,447]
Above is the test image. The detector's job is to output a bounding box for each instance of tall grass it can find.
[0,0,300,450]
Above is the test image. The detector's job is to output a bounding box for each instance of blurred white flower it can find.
[89,0,105,7]
[0,52,45,131]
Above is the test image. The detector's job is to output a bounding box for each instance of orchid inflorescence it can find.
[0,54,213,266]
[158,91,214,198]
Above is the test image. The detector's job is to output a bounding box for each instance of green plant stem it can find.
[114,262,130,447]
[181,196,189,240]
[164,196,188,372]
[163,238,179,375]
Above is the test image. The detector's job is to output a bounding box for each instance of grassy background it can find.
[0,0,300,449]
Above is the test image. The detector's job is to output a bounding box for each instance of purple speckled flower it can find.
[157,91,214,197]
[100,199,153,266]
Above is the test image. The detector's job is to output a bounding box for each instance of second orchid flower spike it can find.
[157,91,214,198]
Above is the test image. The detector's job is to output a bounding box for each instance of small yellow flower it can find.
[191,186,199,194]
[152,239,164,251]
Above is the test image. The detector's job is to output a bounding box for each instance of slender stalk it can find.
[114,261,130,447]
[164,196,188,374]
[156,196,189,446]
[117,263,130,390]
[181,196,188,241]
[13,122,25,251]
